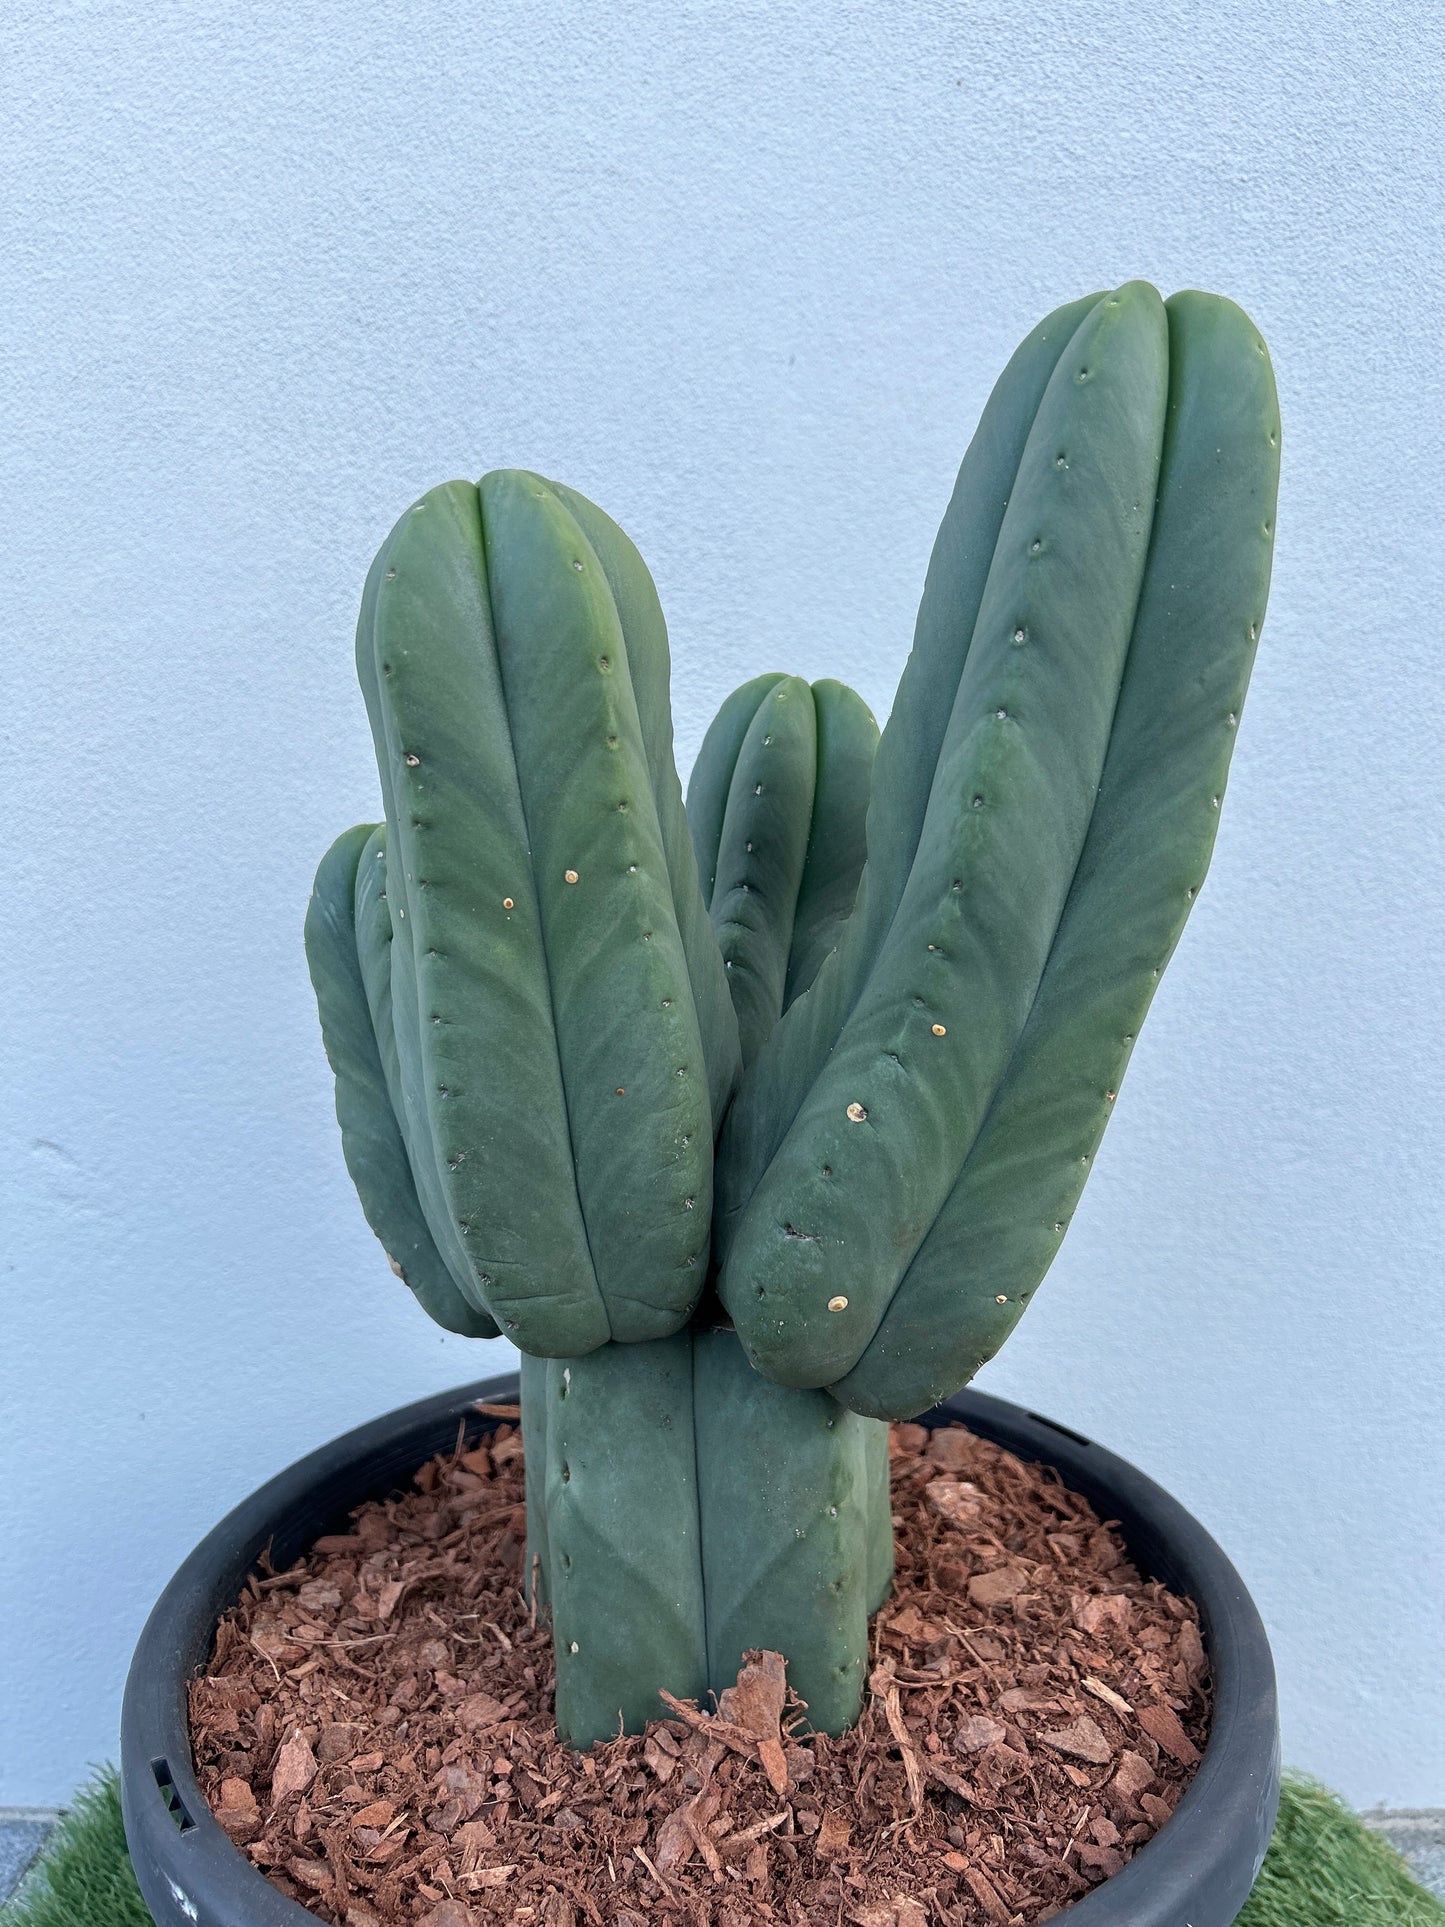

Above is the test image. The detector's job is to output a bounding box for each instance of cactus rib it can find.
[784,679,880,1007]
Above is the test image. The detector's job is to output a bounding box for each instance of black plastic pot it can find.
[122,1375,1279,1927]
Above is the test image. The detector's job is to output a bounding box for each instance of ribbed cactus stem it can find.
[522,1326,892,1745]
[308,281,1277,1749]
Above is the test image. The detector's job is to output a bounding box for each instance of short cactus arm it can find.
[705,676,818,1065]
[350,825,491,1307]
[833,290,1281,1416]
[687,676,879,1066]
[304,824,498,1337]
[718,283,1173,1388]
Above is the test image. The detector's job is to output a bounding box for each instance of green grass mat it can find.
[2,1775,151,1927]
[4,1767,1441,1925]
[1238,1777,1445,1927]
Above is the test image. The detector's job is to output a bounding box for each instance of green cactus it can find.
[308,281,1279,1744]
[687,674,879,1065]
[521,1329,891,1747]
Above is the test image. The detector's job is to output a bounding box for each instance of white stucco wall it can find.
[4,0,1442,1810]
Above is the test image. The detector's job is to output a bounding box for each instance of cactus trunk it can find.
[521,1326,893,1746]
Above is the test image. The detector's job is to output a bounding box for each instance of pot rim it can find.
[121,1373,1279,1927]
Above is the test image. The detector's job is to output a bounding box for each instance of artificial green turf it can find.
[1237,1776,1445,1927]
[3,1767,1441,1925]
[1,1774,151,1927]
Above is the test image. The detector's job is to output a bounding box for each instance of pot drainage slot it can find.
[151,1757,196,1833]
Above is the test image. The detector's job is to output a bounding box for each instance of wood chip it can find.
[1110,1750,1157,1804]
[269,1730,317,1806]
[1137,1702,1201,1765]
[653,1807,695,1872]
[1083,1674,1133,1716]
[955,1714,1006,1753]
[965,1864,1012,1922]
[925,1479,984,1527]
[351,1801,395,1829]
[462,1865,516,1889]
[815,1810,852,1858]
[374,1580,406,1623]
[968,1565,1030,1607]
[1075,1592,1133,1635]
[456,1692,507,1731]
[421,1904,475,1927]
[1140,1791,1176,1828]
[1037,1716,1113,1765]
[924,1428,976,1470]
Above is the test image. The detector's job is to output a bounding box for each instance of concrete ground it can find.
[0,1811,62,1910]
[1361,1809,1445,1900]
[2,1807,1443,1911]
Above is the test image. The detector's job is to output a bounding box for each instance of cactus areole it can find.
[306,284,1280,1747]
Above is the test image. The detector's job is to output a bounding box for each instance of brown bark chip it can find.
[1136,1701,1202,1766]
[271,1731,318,1807]
[954,1714,1006,1754]
[190,1416,1210,1927]
[925,1480,984,1528]
[1036,1716,1112,1765]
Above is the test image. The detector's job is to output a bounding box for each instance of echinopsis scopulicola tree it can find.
[306,283,1279,1747]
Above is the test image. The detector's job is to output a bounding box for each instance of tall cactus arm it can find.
[304,824,499,1338]
[832,291,1281,1416]
[717,282,1172,1387]
[830,291,1105,997]
[783,680,879,1008]
[354,482,606,1354]
[545,482,741,1132]
[354,474,717,1355]
[686,674,788,904]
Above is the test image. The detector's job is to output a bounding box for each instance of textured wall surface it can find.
[3,0,1442,1809]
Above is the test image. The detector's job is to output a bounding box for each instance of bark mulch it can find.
[189,1411,1210,1927]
